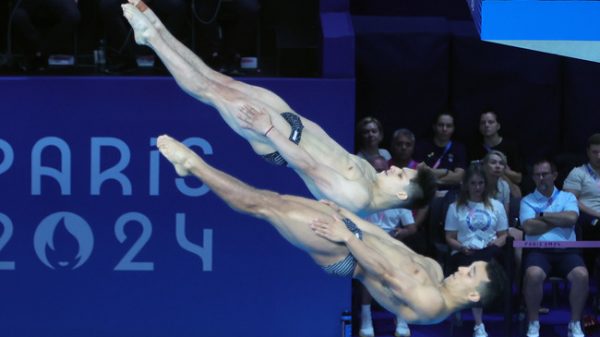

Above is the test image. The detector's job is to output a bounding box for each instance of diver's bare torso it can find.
[213,90,369,176]
[355,231,446,323]
[210,85,376,203]
[122,1,376,206]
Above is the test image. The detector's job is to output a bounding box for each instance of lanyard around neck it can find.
[432,141,453,169]
[528,188,559,213]
[586,163,599,181]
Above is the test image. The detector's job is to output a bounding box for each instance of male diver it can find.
[156,134,507,324]
[122,1,433,214]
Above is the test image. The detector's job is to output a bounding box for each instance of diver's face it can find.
[377,166,417,200]
[444,261,490,296]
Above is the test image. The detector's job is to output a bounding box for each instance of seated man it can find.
[120,1,430,214]
[156,134,506,324]
[564,133,600,276]
[520,159,588,337]
[564,133,600,228]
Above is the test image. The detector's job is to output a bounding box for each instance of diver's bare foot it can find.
[122,3,156,46]
[156,135,199,177]
[128,0,164,30]
[129,0,148,12]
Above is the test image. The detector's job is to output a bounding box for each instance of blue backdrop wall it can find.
[0,76,354,337]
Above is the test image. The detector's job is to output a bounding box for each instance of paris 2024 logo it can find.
[33,212,94,270]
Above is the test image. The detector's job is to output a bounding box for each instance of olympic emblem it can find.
[466,209,492,232]
[33,212,94,270]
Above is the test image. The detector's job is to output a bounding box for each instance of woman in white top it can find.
[445,164,508,337]
[355,116,391,161]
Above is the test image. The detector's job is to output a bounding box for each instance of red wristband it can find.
[264,125,274,136]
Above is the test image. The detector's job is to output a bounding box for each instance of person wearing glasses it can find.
[520,159,587,337]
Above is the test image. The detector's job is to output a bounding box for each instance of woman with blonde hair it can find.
[482,150,512,211]
[355,116,391,161]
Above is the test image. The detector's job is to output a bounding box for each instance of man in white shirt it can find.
[564,133,600,236]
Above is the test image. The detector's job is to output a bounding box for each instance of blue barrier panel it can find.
[0,76,354,337]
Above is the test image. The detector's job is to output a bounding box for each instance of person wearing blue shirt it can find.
[520,159,588,337]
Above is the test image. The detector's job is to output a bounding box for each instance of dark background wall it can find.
[351,0,600,169]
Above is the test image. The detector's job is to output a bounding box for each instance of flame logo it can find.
[34,212,94,270]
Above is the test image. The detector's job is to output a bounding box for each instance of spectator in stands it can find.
[564,133,600,238]
[414,113,466,263]
[11,0,81,71]
[415,112,466,194]
[99,0,187,72]
[355,116,391,161]
[483,150,526,291]
[445,164,508,337]
[389,128,418,170]
[469,110,523,196]
[482,150,511,212]
[389,128,429,246]
[520,159,587,337]
[359,155,416,337]
[563,133,600,304]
